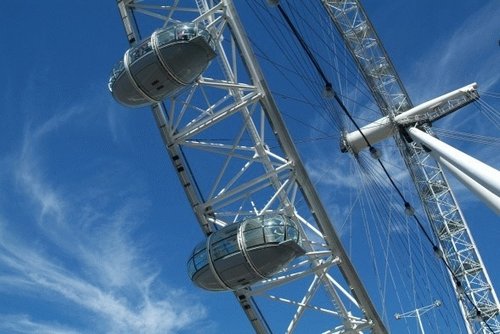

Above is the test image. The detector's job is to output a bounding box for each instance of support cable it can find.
[275,4,495,331]
[277,5,332,91]
[252,2,464,329]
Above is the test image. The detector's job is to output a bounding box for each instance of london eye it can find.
[108,1,500,333]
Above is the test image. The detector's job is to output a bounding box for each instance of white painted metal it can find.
[343,83,478,153]
[396,83,477,123]
[437,158,500,215]
[408,127,500,200]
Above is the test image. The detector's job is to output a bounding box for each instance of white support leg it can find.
[408,127,500,213]
[436,156,500,215]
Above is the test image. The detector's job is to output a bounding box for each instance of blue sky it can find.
[0,1,498,333]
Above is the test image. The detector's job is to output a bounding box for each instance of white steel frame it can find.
[321,1,500,333]
[113,0,387,333]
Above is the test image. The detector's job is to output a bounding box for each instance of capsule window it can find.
[156,28,176,47]
[187,258,196,278]
[129,40,153,64]
[109,61,125,85]
[263,218,285,243]
[264,225,285,243]
[244,226,265,248]
[194,248,208,269]
[211,237,238,260]
[176,24,197,40]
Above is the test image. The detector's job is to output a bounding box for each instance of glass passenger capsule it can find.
[109,22,216,107]
[187,215,305,291]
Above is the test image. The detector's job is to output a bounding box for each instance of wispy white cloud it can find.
[306,154,359,189]
[409,1,500,101]
[0,315,81,334]
[0,106,208,333]
[106,100,128,144]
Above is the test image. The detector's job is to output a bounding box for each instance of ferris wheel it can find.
[109,0,500,333]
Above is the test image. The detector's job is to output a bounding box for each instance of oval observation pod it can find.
[187,215,305,291]
[109,22,216,107]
